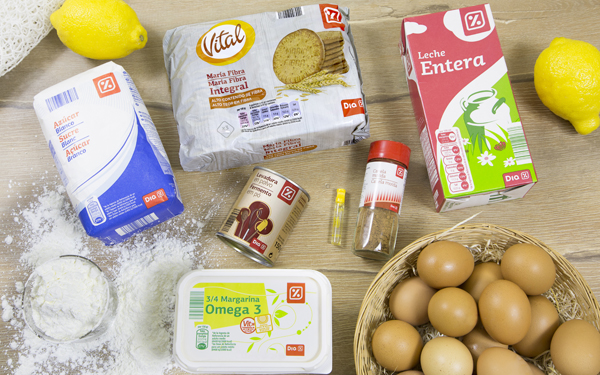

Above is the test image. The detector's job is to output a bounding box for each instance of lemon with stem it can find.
[51,0,147,60]
[534,37,600,135]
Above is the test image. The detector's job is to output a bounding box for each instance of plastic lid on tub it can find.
[173,269,332,374]
[367,140,411,168]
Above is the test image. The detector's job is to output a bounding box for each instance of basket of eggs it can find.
[354,223,600,375]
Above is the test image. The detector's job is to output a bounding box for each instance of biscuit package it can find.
[163,4,369,172]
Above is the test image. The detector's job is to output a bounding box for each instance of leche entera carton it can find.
[33,62,184,245]
[400,4,537,212]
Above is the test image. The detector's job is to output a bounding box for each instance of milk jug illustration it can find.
[461,88,510,152]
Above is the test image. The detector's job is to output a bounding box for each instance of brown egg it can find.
[389,276,437,326]
[550,319,600,375]
[462,322,508,371]
[477,347,532,375]
[501,243,556,295]
[421,336,473,375]
[461,262,503,303]
[428,287,478,337]
[398,372,424,375]
[371,320,423,372]
[417,241,474,289]
[527,363,545,375]
[478,280,531,345]
[513,295,560,357]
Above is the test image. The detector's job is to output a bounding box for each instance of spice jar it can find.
[352,140,411,260]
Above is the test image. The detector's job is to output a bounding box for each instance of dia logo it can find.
[319,4,345,30]
[460,5,491,36]
[277,181,299,205]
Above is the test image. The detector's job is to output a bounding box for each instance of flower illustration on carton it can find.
[477,151,496,166]
[504,157,516,167]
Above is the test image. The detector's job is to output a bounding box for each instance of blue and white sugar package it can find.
[33,62,184,245]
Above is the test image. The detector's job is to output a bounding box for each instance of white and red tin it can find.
[217,167,310,267]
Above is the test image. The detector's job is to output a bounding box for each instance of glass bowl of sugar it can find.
[22,255,118,343]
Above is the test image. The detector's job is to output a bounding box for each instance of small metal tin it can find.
[217,167,310,267]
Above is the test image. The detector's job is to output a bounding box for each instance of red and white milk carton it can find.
[400,4,537,212]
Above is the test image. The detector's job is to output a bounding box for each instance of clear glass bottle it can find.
[352,140,411,260]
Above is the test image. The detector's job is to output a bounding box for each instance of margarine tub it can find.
[173,269,332,374]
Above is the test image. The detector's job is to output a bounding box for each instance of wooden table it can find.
[1,1,599,374]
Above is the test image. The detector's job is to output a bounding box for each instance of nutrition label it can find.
[238,100,301,128]
[436,128,474,194]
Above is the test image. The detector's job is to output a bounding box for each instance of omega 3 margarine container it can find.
[173,269,332,374]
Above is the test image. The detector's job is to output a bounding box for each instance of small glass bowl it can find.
[22,255,118,343]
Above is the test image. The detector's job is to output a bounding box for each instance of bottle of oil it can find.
[352,140,410,260]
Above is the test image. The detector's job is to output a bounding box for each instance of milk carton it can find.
[34,62,184,245]
[400,4,537,212]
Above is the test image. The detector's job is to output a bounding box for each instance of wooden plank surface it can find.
[1,1,600,374]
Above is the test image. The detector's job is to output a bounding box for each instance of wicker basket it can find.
[354,223,600,375]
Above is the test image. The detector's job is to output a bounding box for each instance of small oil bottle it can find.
[331,189,345,246]
[352,140,410,260]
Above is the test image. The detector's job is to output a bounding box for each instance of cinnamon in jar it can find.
[352,140,411,260]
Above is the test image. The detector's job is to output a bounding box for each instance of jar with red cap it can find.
[352,140,411,260]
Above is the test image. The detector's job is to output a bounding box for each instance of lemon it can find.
[51,0,147,60]
[534,37,600,135]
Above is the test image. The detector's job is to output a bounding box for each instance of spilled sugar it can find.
[1,181,232,374]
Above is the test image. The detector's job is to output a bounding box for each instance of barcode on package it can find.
[277,6,303,19]
[221,208,240,232]
[506,124,532,165]
[189,289,205,320]
[115,212,159,236]
[45,87,79,112]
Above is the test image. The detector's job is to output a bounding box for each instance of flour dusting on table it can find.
[1,182,229,375]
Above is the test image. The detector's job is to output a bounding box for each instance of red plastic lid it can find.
[367,140,411,168]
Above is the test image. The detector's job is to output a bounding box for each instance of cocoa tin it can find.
[217,167,310,267]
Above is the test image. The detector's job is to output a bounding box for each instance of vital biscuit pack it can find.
[163,4,369,172]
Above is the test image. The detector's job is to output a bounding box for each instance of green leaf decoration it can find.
[274,317,280,327]
[247,343,254,352]
[266,289,277,294]
[269,347,276,351]
[267,331,271,337]
[275,310,288,318]
[272,294,279,305]
[250,337,261,341]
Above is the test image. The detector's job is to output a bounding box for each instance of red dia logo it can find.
[277,181,299,205]
[342,98,365,117]
[320,4,345,30]
[287,283,305,304]
[143,188,168,209]
[460,5,491,36]
[93,73,121,98]
[396,166,405,179]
